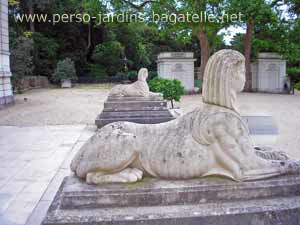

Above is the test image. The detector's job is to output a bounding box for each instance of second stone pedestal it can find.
[95,96,175,128]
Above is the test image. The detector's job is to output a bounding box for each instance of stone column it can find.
[251,53,288,93]
[157,52,196,92]
[0,0,14,107]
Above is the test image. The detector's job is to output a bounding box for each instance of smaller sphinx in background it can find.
[95,68,175,128]
[109,68,161,99]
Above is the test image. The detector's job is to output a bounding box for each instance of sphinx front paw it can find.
[255,146,289,160]
[86,168,144,184]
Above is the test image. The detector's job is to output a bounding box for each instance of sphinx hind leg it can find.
[86,168,143,184]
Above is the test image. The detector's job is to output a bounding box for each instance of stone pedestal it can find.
[157,52,196,92]
[61,79,72,88]
[42,175,300,225]
[95,96,175,128]
[0,0,14,107]
[251,53,289,93]
[243,116,278,145]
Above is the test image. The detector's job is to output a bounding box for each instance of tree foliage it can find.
[149,77,185,108]
[92,41,124,76]
[7,0,300,92]
[52,58,77,82]
[30,32,59,77]
[10,36,34,79]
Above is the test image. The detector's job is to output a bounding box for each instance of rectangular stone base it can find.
[42,175,300,225]
[242,116,278,145]
[96,114,175,128]
[95,97,175,128]
[0,95,14,108]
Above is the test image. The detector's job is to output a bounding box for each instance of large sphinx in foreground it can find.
[71,50,300,184]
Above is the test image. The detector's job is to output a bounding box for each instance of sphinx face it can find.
[232,62,246,93]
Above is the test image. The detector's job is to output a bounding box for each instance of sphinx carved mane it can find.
[202,49,245,113]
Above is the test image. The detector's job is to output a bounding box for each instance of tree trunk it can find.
[244,22,254,92]
[87,22,92,50]
[28,0,35,32]
[171,100,174,109]
[197,30,210,81]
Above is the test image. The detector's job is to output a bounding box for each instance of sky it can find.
[220,26,246,45]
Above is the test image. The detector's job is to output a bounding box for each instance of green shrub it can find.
[149,77,185,108]
[31,32,59,78]
[88,64,108,79]
[287,67,300,91]
[52,58,77,83]
[148,71,158,81]
[127,70,138,82]
[10,36,34,78]
[92,41,124,76]
[10,36,34,92]
[287,67,300,82]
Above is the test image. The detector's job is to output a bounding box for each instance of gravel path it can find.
[0,84,300,158]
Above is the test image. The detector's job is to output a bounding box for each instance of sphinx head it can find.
[202,49,245,113]
[138,68,148,82]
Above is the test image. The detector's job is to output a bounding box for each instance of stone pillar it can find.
[0,0,14,107]
[157,52,196,92]
[251,53,288,93]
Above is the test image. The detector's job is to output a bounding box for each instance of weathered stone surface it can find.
[78,50,300,186]
[95,68,175,128]
[243,116,278,135]
[95,97,175,128]
[106,96,163,102]
[61,79,72,88]
[251,52,289,93]
[103,100,168,112]
[157,52,196,91]
[109,68,161,98]
[242,116,278,145]
[42,175,300,225]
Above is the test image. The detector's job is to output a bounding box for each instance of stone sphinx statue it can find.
[71,49,300,184]
[109,68,161,98]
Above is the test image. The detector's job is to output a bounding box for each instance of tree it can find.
[113,0,228,79]
[31,32,59,77]
[10,36,34,91]
[231,0,300,92]
[80,0,107,51]
[228,0,276,91]
[92,41,124,76]
[149,77,185,108]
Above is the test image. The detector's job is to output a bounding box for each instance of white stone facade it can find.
[0,0,14,106]
[251,53,288,93]
[157,52,196,91]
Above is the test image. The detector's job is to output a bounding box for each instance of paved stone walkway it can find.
[0,125,95,225]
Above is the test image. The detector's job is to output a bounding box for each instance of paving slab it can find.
[0,125,93,225]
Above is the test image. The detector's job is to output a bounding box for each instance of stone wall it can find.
[157,52,196,91]
[0,0,14,107]
[17,76,49,92]
[251,53,289,93]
